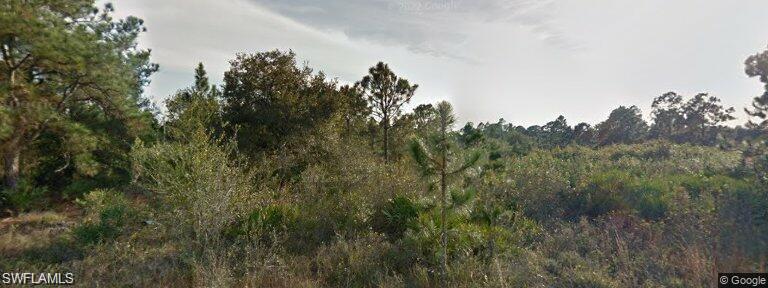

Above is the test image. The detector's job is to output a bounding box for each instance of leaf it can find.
[450,150,481,175]
[409,139,436,177]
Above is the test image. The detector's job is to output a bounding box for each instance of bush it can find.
[1,179,48,212]
[130,131,266,286]
[224,203,301,248]
[371,195,420,241]
[627,179,670,220]
[73,189,134,246]
[314,235,395,287]
[131,132,258,250]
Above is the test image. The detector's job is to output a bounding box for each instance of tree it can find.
[573,122,597,146]
[193,63,212,95]
[0,1,157,192]
[596,106,649,145]
[541,115,573,147]
[337,84,370,135]
[745,45,768,129]
[221,50,339,156]
[650,92,734,144]
[679,93,735,144]
[458,122,483,147]
[475,119,534,155]
[744,45,768,182]
[409,101,479,277]
[411,104,438,131]
[397,103,439,139]
[164,63,221,140]
[650,92,685,140]
[358,62,418,163]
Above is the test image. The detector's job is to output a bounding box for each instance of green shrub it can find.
[225,203,301,247]
[131,132,257,250]
[371,195,420,241]
[627,179,671,220]
[247,204,299,234]
[73,189,134,245]
[560,170,633,219]
[0,180,48,212]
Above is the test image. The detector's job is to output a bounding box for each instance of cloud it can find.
[107,0,768,126]
[107,0,400,100]
[250,0,578,59]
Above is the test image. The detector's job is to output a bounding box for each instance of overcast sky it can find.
[107,0,768,126]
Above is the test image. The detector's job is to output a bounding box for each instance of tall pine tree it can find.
[1,1,157,194]
[409,101,479,278]
[358,62,418,163]
[746,45,768,128]
[164,62,221,140]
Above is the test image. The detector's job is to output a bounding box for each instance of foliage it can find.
[221,50,345,156]
[596,105,649,145]
[130,130,259,253]
[0,179,48,212]
[0,0,158,207]
[371,195,420,241]
[745,45,768,128]
[3,5,768,286]
[409,101,481,276]
[357,62,418,163]
[650,91,735,144]
[164,63,221,140]
[73,189,135,246]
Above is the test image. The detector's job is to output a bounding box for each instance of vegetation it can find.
[1,2,767,287]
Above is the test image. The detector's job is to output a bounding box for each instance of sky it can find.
[106,0,768,126]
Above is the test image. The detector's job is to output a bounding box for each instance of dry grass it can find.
[0,211,69,229]
[0,210,82,272]
[0,211,73,257]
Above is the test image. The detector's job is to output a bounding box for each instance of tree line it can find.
[2,0,768,208]
[3,2,768,286]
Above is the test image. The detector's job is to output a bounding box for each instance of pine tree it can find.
[194,63,211,94]
[1,1,156,192]
[409,101,479,278]
[745,45,768,128]
[164,63,221,140]
[744,45,768,182]
[596,106,649,145]
[358,62,418,163]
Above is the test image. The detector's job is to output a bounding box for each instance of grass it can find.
[0,210,81,270]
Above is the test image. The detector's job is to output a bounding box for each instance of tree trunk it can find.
[488,217,496,260]
[440,121,448,279]
[383,121,390,164]
[3,146,20,191]
[3,61,21,191]
[440,165,447,275]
